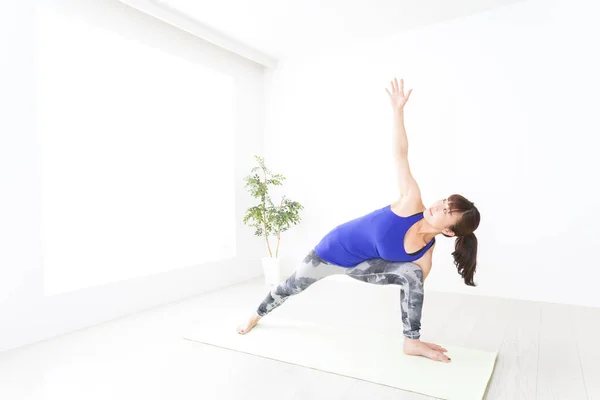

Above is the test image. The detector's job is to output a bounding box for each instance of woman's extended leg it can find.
[237,249,346,334]
[344,259,425,340]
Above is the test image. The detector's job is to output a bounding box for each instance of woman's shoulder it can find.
[390,194,426,217]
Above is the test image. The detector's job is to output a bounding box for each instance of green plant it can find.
[243,155,304,258]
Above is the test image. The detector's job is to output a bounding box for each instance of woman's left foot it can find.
[236,314,261,335]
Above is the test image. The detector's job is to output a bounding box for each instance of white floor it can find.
[0,276,598,400]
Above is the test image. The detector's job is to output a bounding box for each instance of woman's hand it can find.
[385,77,413,111]
[403,338,451,363]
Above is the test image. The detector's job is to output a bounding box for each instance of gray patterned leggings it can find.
[256,249,425,339]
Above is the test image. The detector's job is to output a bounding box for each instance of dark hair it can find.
[442,194,480,287]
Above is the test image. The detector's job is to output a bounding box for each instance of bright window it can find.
[36,6,236,296]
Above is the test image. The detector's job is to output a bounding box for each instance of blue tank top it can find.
[313,204,435,267]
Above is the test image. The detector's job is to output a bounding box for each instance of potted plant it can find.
[243,155,304,287]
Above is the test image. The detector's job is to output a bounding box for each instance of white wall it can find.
[264,0,600,308]
[0,0,266,353]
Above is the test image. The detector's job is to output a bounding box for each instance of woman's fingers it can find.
[431,342,447,351]
[432,350,451,362]
[390,77,409,96]
[426,347,451,362]
[387,78,412,106]
[424,348,447,362]
[423,341,448,352]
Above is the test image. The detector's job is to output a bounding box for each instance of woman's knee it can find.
[346,260,424,287]
[274,272,318,297]
[398,262,424,289]
[256,270,319,317]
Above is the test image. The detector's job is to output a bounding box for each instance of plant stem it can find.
[275,198,283,258]
[265,236,272,258]
[262,166,273,258]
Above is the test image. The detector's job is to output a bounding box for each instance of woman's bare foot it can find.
[237,313,262,334]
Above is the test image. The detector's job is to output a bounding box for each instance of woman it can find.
[236,78,480,363]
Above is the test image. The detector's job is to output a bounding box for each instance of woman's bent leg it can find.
[344,259,424,339]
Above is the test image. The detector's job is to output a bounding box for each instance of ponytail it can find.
[445,194,480,286]
[452,233,478,286]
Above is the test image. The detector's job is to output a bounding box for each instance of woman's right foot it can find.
[237,314,261,334]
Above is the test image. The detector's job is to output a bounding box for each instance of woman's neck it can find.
[416,219,441,243]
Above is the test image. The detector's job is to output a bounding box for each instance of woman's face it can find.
[424,197,461,235]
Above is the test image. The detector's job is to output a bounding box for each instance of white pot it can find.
[261,256,283,288]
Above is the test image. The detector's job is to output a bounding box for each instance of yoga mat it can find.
[184,315,497,400]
